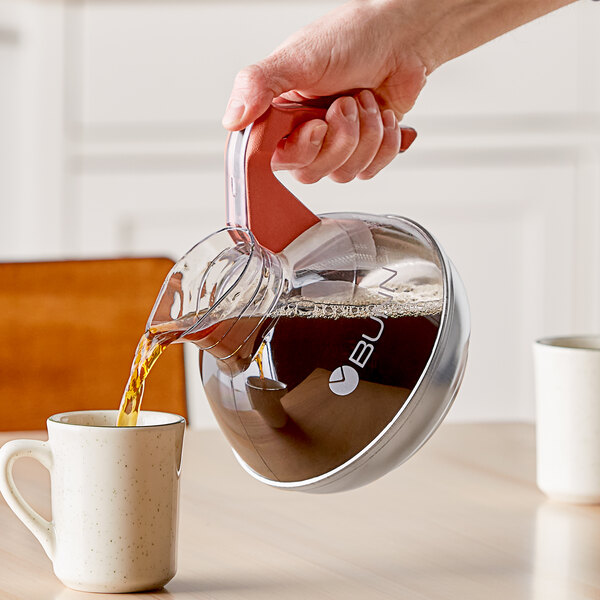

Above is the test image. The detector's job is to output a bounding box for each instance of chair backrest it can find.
[0,258,187,430]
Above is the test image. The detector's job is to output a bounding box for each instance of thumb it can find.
[222,56,302,131]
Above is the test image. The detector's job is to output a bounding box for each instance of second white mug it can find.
[534,336,600,504]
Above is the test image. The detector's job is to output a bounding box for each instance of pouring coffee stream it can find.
[117,103,470,493]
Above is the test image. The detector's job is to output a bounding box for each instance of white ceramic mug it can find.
[533,336,600,503]
[0,410,185,593]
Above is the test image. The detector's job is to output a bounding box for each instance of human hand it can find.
[223,0,579,183]
[222,0,428,183]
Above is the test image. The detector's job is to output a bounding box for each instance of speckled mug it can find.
[0,410,185,593]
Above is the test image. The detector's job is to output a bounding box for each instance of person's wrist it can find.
[391,0,580,71]
[364,0,448,74]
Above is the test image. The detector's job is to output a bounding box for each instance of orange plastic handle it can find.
[244,103,326,253]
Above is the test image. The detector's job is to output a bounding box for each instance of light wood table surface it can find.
[1,424,599,600]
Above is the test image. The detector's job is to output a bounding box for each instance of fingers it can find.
[222,52,309,131]
[357,110,402,180]
[275,90,417,184]
[272,120,328,170]
[358,117,417,180]
[329,90,384,183]
[291,97,360,184]
[222,64,276,131]
[224,73,417,181]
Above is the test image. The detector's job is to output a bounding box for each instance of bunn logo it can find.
[328,316,385,396]
[328,366,359,396]
[328,267,396,396]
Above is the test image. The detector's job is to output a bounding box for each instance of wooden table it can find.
[1,424,599,600]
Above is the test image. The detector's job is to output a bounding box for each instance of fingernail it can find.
[400,127,417,152]
[382,109,396,129]
[222,98,245,128]
[310,123,327,146]
[358,91,379,115]
[341,98,358,122]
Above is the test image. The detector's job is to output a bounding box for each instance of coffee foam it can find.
[151,283,444,329]
[272,283,443,319]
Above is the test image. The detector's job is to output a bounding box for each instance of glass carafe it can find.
[147,104,470,492]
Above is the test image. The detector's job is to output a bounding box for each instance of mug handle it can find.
[0,439,55,561]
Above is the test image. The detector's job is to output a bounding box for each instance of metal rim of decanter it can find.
[232,213,470,493]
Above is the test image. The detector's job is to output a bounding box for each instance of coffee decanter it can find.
[147,103,470,493]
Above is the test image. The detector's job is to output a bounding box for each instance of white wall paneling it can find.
[0,0,599,426]
[75,169,224,257]
[0,0,66,259]
[0,3,20,254]
[72,1,339,130]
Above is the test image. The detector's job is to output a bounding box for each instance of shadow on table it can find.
[52,575,284,600]
[160,575,288,595]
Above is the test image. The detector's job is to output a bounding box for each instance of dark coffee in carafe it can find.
[201,299,442,483]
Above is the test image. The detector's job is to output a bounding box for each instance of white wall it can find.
[1,0,599,426]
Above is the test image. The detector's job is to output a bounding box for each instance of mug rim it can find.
[535,335,600,351]
[48,410,186,429]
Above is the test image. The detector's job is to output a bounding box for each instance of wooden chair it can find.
[0,258,187,430]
